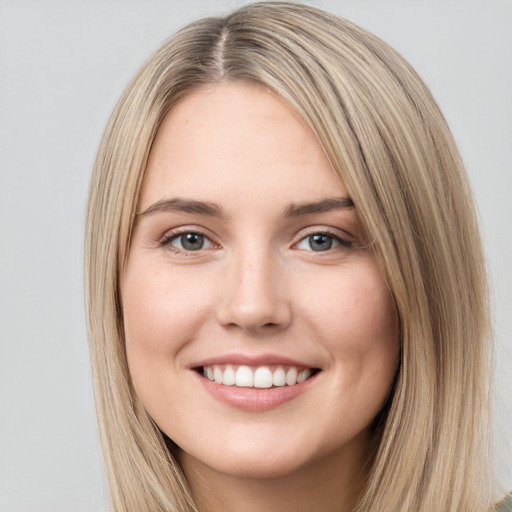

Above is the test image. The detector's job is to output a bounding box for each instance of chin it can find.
[189,448,314,480]
[178,424,368,482]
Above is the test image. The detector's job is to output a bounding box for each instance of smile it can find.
[201,364,316,388]
[195,363,321,411]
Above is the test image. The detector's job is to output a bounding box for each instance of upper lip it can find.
[190,353,320,369]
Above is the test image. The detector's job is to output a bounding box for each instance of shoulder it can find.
[496,494,512,512]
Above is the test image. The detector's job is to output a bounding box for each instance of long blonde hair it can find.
[85,2,494,510]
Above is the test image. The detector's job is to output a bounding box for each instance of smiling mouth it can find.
[196,364,321,389]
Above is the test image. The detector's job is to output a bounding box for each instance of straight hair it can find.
[85,2,494,510]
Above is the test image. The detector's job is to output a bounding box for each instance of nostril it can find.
[217,302,292,332]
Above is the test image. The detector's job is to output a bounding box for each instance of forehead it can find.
[140,82,348,212]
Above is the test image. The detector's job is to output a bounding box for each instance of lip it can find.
[190,352,317,369]
[191,354,321,411]
[194,371,319,411]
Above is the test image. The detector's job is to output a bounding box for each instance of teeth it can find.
[202,364,314,388]
[223,365,236,386]
[272,367,286,387]
[297,369,311,383]
[286,367,298,386]
[213,366,223,383]
[253,367,273,388]
[235,365,253,387]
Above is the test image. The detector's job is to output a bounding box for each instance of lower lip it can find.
[195,371,319,411]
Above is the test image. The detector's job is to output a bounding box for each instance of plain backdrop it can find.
[0,1,510,510]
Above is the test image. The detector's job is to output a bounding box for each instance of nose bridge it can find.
[217,238,290,331]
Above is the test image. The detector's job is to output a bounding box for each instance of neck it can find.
[180,431,370,512]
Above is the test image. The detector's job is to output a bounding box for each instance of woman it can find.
[85,2,506,511]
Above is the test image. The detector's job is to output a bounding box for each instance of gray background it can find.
[0,1,510,510]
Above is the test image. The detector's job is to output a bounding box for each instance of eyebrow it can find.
[136,196,354,218]
[284,197,354,217]
[137,198,223,217]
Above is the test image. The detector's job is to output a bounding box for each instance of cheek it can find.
[296,260,398,385]
[301,261,396,338]
[124,262,201,345]
[121,260,211,390]
[309,265,398,438]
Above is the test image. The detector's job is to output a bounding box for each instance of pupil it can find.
[309,234,332,251]
[182,233,204,250]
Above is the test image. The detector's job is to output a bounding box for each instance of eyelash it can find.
[158,228,354,254]
[295,229,354,252]
[158,229,217,254]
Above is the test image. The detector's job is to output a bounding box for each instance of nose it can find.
[216,248,292,332]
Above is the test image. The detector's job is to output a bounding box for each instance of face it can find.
[122,82,398,479]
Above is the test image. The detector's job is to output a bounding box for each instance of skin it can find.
[122,82,399,512]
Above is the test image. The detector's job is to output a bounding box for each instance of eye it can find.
[161,231,215,252]
[295,233,352,252]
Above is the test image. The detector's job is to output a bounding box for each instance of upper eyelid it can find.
[161,226,216,240]
[293,225,355,241]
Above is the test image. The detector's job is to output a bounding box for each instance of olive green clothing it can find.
[497,494,512,512]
